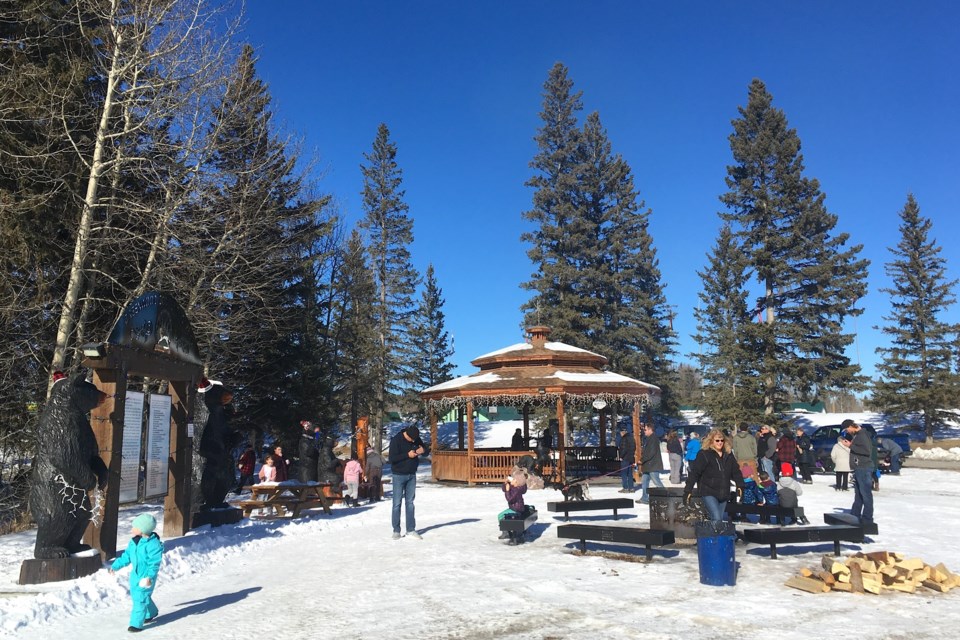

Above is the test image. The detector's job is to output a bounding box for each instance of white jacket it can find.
[831,441,851,473]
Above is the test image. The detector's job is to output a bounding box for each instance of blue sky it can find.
[240,1,960,383]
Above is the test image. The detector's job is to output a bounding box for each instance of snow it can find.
[421,371,502,393]
[472,340,602,360]
[3,417,960,639]
[552,369,659,388]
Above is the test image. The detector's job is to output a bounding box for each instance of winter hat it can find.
[132,513,157,536]
[197,377,222,393]
[300,420,313,429]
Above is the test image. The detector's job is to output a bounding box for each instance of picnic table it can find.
[238,482,333,518]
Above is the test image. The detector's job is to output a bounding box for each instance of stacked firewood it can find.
[785,551,960,594]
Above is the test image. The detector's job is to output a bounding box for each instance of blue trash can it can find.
[695,521,737,586]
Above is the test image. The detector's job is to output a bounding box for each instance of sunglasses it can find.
[713,438,725,442]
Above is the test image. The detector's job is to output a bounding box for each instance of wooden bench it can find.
[823,512,879,535]
[547,498,634,521]
[557,524,675,560]
[741,525,865,559]
[499,507,538,542]
[726,502,809,525]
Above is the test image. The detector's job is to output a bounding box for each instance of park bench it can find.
[823,512,879,535]
[499,506,538,542]
[726,502,809,525]
[741,524,865,559]
[546,498,634,521]
[237,482,332,518]
[557,524,675,560]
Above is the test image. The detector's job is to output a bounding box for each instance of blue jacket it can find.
[112,533,163,590]
[759,480,779,506]
[741,479,763,505]
[684,438,701,461]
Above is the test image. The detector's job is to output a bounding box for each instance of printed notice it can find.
[145,394,172,498]
[120,391,144,503]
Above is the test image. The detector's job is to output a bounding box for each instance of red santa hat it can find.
[52,370,67,383]
[197,376,222,393]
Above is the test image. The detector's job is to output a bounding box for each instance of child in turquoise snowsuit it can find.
[110,513,163,632]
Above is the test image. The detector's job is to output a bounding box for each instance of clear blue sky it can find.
[241,1,960,382]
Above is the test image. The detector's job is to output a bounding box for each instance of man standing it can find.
[389,426,426,539]
[758,425,778,479]
[844,419,875,523]
[617,427,636,493]
[637,424,664,504]
[795,426,815,484]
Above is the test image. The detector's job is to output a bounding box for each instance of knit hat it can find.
[132,513,157,536]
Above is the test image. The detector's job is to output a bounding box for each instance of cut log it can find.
[785,576,830,593]
[800,567,815,578]
[831,581,853,592]
[887,581,917,594]
[866,551,891,564]
[817,570,837,586]
[922,579,950,593]
[862,578,883,594]
[850,563,865,594]
[897,558,925,571]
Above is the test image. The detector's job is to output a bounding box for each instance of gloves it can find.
[683,492,692,505]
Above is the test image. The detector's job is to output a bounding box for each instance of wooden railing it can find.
[432,448,615,484]
[468,450,535,484]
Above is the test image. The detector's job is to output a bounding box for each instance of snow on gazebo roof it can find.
[420,326,660,411]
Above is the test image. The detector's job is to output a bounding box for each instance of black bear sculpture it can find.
[30,374,109,559]
[316,434,339,484]
[197,382,238,510]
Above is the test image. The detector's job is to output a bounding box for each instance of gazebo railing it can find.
[468,450,534,484]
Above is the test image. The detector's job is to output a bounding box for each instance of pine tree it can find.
[872,195,959,442]
[719,79,869,415]
[359,123,420,447]
[520,62,584,337]
[693,224,765,425]
[406,264,455,418]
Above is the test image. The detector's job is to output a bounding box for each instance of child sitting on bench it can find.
[777,475,810,524]
[498,467,528,545]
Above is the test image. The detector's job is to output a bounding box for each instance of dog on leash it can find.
[559,481,591,501]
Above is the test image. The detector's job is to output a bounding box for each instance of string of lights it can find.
[426,392,654,413]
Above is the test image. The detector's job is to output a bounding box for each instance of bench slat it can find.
[742,524,864,559]
[557,524,674,560]
[546,499,634,521]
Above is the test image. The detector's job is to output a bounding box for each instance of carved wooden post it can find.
[632,400,642,469]
[164,380,193,538]
[457,407,464,450]
[429,407,438,481]
[86,367,126,559]
[522,404,530,448]
[556,396,565,481]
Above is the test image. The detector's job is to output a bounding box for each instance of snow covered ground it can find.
[2,416,960,639]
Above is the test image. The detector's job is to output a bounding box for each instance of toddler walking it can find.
[110,513,163,633]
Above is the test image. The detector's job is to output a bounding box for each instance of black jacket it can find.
[684,448,744,501]
[618,433,636,465]
[389,431,424,475]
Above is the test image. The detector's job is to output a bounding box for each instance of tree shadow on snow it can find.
[418,518,481,534]
[152,587,263,627]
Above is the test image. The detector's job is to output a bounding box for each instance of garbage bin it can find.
[694,521,737,586]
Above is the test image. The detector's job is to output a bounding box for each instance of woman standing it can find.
[831,436,852,491]
[683,429,744,523]
[665,431,684,484]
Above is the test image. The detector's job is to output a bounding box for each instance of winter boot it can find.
[498,530,510,540]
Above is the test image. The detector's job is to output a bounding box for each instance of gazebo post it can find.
[429,407,438,480]
[457,407,464,450]
[466,400,475,485]
[556,396,566,481]
[632,401,642,471]
[599,409,607,453]
[522,404,530,447]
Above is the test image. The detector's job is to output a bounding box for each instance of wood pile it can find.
[785,551,960,595]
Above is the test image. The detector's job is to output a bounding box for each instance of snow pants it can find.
[129,581,158,629]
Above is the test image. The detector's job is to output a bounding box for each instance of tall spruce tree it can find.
[521,62,584,337]
[719,79,869,415]
[359,123,420,447]
[406,264,455,418]
[872,195,959,443]
[693,224,764,424]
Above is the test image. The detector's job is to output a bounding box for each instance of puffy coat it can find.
[776,434,797,464]
[684,448,744,501]
[831,441,851,472]
[684,437,701,462]
[112,533,163,593]
[503,482,527,513]
[343,459,363,483]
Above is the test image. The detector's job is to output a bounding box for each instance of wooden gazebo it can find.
[421,326,660,484]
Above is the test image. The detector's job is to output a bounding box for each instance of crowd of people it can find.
[613,418,888,526]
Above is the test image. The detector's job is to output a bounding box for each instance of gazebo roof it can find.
[420,326,660,410]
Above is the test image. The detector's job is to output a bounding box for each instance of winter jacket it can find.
[684,448,744,501]
[777,475,803,497]
[503,482,527,513]
[880,437,903,456]
[258,464,277,483]
[731,431,757,462]
[831,441,851,472]
[796,434,815,465]
[343,459,363,483]
[364,451,384,476]
[849,429,875,471]
[776,434,798,464]
[640,435,664,473]
[758,479,779,505]
[666,437,684,457]
[761,434,778,460]
[237,449,256,476]
[684,437,701,462]
[618,433,636,465]
[741,478,763,505]
[112,533,163,592]
[778,487,798,508]
[389,430,424,475]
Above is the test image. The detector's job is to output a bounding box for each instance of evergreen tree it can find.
[520,62,584,337]
[693,224,764,425]
[872,195,959,442]
[359,123,420,446]
[328,230,379,431]
[406,264,455,418]
[719,79,869,415]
